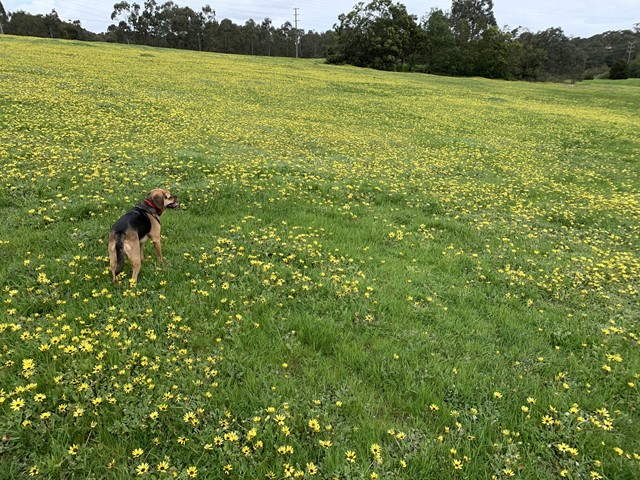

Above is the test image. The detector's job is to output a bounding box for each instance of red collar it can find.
[144,199,163,216]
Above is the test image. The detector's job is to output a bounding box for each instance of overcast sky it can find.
[3,0,638,38]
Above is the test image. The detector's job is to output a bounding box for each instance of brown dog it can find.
[108,189,179,283]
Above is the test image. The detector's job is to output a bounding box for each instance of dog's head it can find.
[148,189,180,212]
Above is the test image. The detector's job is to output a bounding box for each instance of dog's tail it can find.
[109,231,126,280]
[114,232,125,275]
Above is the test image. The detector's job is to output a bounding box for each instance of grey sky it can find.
[3,0,639,38]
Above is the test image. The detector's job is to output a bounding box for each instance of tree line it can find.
[106,1,333,57]
[1,0,638,81]
[328,0,640,80]
[0,1,334,58]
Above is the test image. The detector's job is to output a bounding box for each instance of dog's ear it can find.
[150,190,165,211]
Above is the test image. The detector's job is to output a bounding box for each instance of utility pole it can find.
[627,41,636,63]
[293,7,300,58]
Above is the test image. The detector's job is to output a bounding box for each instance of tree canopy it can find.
[328,0,638,81]
[104,1,331,57]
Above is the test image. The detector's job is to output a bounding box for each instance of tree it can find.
[422,8,458,74]
[0,1,7,34]
[629,58,640,78]
[328,0,419,71]
[259,18,273,56]
[216,18,239,53]
[530,27,585,80]
[450,0,496,41]
[43,9,61,38]
[243,19,259,55]
[474,25,518,78]
[448,0,511,77]
[110,2,135,43]
[275,20,293,57]
[516,31,547,80]
[609,58,630,79]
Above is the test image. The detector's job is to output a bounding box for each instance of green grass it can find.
[586,78,640,87]
[0,35,639,479]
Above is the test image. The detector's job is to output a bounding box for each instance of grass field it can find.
[1,35,639,479]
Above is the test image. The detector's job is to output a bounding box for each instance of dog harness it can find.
[135,201,162,224]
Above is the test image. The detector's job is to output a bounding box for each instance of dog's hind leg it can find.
[152,238,163,264]
[123,232,142,284]
[130,256,141,283]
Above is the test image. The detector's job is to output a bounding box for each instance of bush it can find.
[583,65,609,80]
[629,59,640,78]
[609,58,630,79]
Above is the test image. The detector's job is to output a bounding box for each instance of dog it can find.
[109,189,179,283]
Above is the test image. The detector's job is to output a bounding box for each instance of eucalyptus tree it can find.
[328,0,419,70]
